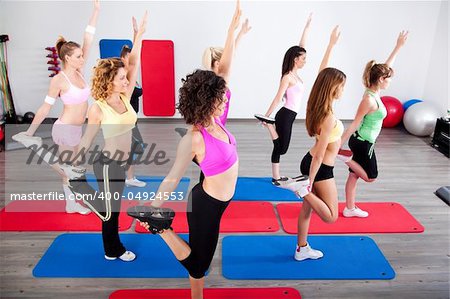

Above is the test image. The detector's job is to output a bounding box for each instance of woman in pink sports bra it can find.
[129,69,238,299]
[18,0,100,215]
[255,14,312,187]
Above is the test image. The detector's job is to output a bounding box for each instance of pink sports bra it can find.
[198,118,238,177]
[219,89,231,126]
[59,71,90,105]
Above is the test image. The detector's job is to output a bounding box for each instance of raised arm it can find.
[385,30,408,68]
[151,132,196,208]
[73,103,102,165]
[217,0,243,82]
[299,13,312,48]
[25,77,61,136]
[125,11,148,98]
[235,18,252,49]
[81,0,100,69]
[318,25,340,73]
[265,76,290,117]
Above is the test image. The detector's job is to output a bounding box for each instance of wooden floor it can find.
[1,120,449,299]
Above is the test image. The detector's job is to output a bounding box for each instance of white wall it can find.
[0,0,447,119]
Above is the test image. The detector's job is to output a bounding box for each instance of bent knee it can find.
[322,213,338,224]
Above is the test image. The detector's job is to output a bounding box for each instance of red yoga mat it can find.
[110,287,301,299]
[141,40,175,116]
[135,201,279,233]
[0,200,136,231]
[277,202,424,234]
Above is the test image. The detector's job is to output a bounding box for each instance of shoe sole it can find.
[294,255,323,261]
[290,175,309,182]
[254,114,275,124]
[127,206,175,223]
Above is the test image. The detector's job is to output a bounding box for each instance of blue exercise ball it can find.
[403,99,423,111]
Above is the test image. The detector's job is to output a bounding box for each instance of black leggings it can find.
[70,152,128,257]
[179,183,230,279]
[271,107,297,163]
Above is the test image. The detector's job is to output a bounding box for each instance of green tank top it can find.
[357,89,387,143]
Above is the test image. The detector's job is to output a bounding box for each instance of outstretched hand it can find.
[229,0,242,32]
[305,13,313,28]
[239,18,252,35]
[396,30,409,48]
[329,25,341,46]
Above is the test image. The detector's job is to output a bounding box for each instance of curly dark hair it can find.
[177,70,227,127]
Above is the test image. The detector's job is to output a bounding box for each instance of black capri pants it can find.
[348,132,378,179]
[272,107,297,163]
[179,183,230,279]
[69,152,128,258]
[300,152,334,182]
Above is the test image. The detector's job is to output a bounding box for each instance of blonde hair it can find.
[202,47,224,70]
[91,58,125,100]
[306,68,346,136]
[363,60,394,88]
[55,36,80,63]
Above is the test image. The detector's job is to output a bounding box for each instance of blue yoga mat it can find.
[84,174,190,201]
[99,39,133,59]
[222,235,395,280]
[33,233,188,278]
[232,177,300,201]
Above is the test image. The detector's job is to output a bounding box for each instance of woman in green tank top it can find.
[339,31,408,218]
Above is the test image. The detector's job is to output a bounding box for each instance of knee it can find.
[179,253,208,279]
[323,213,338,224]
[363,178,377,183]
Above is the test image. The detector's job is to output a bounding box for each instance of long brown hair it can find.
[306,67,346,136]
[363,60,393,88]
[91,58,125,100]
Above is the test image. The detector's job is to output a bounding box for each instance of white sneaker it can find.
[12,132,42,148]
[294,243,324,261]
[281,177,310,193]
[60,164,86,180]
[343,206,369,218]
[337,149,353,162]
[125,177,147,187]
[105,250,136,262]
[65,201,91,215]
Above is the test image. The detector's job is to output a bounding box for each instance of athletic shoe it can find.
[126,177,147,188]
[294,243,324,261]
[343,206,369,218]
[105,250,136,262]
[12,132,42,148]
[65,201,91,215]
[280,176,310,192]
[337,149,353,162]
[60,164,86,180]
[254,114,275,124]
[127,205,175,234]
[272,176,289,187]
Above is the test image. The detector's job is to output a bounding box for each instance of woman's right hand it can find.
[396,30,409,48]
[93,0,100,11]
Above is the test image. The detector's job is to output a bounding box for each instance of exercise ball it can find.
[403,99,423,111]
[381,96,404,128]
[15,115,24,124]
[23,111,35,124]
[403,102,442,136]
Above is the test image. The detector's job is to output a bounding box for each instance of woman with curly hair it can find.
[69,12,148,262]
[129,69,238,299]
[13,0,100,215]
